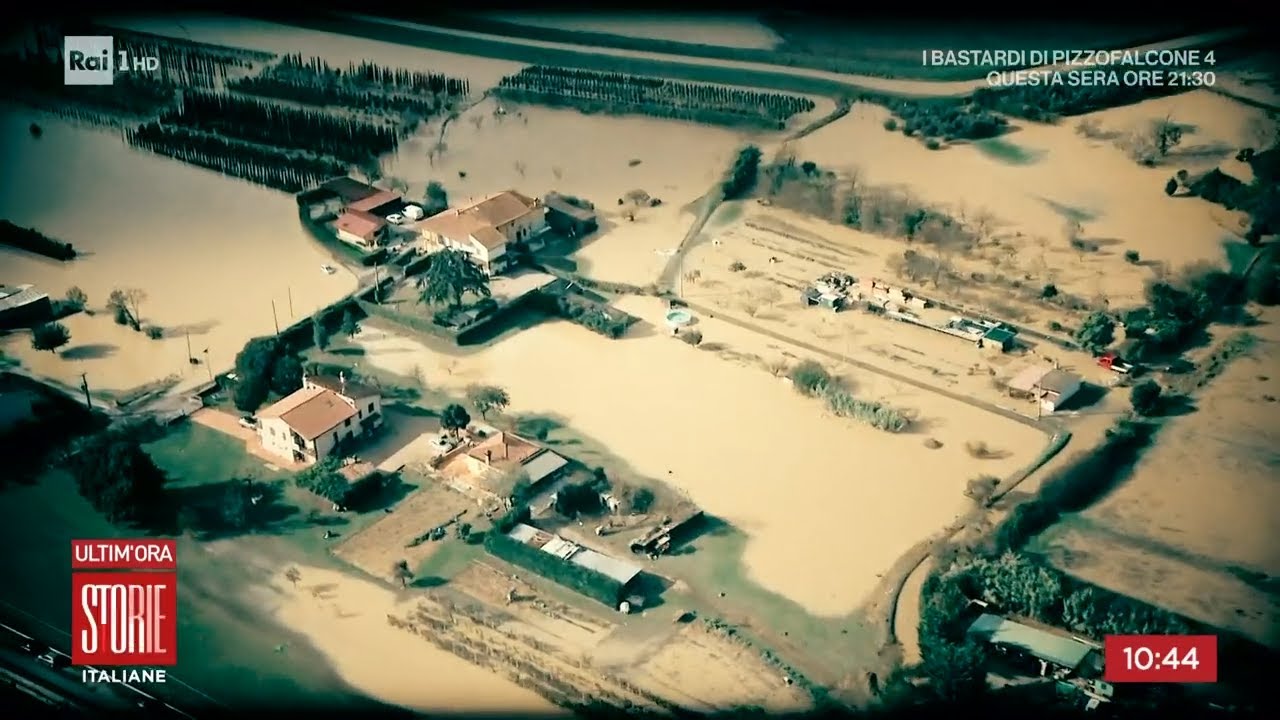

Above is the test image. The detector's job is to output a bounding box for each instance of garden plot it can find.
[333,481,476,581]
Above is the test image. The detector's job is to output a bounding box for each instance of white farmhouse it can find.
[417,191,548,275]
[256,373,383,465]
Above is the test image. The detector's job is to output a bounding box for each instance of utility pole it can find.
[271,299,281,336]
[203,349,213,382]
[288,287,295,318]
[373,264,382,304]
[79,372,92,411]
[185,332,193,364]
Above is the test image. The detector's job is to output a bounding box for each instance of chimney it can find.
[485,449,493,464]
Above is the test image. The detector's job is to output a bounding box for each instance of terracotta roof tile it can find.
[261,387,357,440]
[335,210,386,240]
[347,190,402,213]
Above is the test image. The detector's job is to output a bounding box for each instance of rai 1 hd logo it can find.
[71,539,177,683]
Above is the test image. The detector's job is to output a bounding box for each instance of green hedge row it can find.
[483,525,624,606]
[0,220,76,261]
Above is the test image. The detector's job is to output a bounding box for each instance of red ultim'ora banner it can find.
[71,539,177,666]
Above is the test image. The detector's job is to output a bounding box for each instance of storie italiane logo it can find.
[71,539,177,670]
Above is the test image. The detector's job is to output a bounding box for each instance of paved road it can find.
[0,646,133,713]
[255,12,1251,100]
[0,606,204,718]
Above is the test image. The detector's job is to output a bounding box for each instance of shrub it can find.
[729,260,746,272]
[787,360,831,396]
[1164,177,1178,196]
[1040,284,1059,299]
[144,325,164,340]
[1124,250,1141,264]
[1129,379,1163,416]
[0,220,77,261]
[964,475,999,504]
[883,118,898,131]
[925,138,941,150]
[822,385,910,432]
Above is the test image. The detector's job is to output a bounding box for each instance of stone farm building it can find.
[302,177,405,249]
[1006,365,1083,414]
[257,373,383,465]
[967,613,1099,679]
[418,191,549,275]
[439,426,570,507]
[507,523,643,603]
[543,193,599,238]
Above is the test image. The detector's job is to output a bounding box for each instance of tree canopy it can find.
[465,384,510,419]
[31,322,71,353]
[66,430,169,525]
[423,181,448,215]
[1073,312,1115,354]
[419,248,491,308]
[440,403,471,436]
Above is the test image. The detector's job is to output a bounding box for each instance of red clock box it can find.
[1104,634,1217,683]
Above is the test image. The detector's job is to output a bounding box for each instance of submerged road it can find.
[251,12,1250,100]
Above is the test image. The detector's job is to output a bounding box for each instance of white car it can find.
[321,264,336,275]
[386,213,405,225]
[238,415,257,429]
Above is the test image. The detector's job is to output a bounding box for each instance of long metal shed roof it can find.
[967,613,1094,670]
[507,523,643,586]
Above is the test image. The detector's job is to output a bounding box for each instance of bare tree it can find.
[124,288,147,325]
[1152,115,1184,158]
[751,285,782,309]
[284,567,301,588]
[513,160,526,178]
[439,358,458,376]
[469,115,484,130]
[552,166,563,181]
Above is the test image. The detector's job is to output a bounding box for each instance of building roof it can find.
[259,386,357,441]
[520,449,569,485]
[543,193,597,222]
[1007,364,1054,393]
[0,284,50,312]
[463,191,540,227]
[968,614,1094,670]
[347,190,403,214]
[983,327,1018,344]
[472,226,508,251]
[467,431,543,465]
[420,191,541,249]
[335,210,386,240]
[1037,369,1081,395]
[320,177,382,204]
[508,523,643,586]
[305,374,379,401]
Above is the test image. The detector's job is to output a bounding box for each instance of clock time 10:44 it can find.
[1104,634,1218,683]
